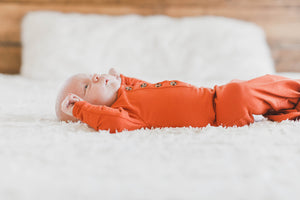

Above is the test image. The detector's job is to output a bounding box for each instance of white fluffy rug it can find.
[1,74,300,200]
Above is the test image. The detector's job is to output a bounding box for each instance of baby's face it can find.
[68,73,121,106]
[56,73,121,121]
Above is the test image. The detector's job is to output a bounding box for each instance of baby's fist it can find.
[108,68,120,80]
[61,94,83,116]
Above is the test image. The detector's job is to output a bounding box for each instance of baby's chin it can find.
[109,80,121,91]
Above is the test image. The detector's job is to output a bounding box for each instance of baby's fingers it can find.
[61,94,79,116]
[109,68,119,75]
[62,96,71,109]
[109,68,120,79]
[109,68,117,75]
[69,94,83,102]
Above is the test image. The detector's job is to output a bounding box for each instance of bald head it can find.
[55,74,84,122]
[55,72,121,122]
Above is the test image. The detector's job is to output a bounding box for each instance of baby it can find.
[56,68,300,133]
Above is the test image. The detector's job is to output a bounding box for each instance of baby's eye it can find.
[84,85,88,89]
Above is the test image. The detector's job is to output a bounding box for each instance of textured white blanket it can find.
[1,73,300,200]
[3,11,299,199]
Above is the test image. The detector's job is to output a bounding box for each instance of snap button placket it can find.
[155,83,162,88]
[125,86,132,91]
[140,83,147,88]
[170,81,177,86]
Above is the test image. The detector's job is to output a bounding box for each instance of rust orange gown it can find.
[73,74,300,133]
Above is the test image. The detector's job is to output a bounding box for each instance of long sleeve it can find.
[73,101,146,133]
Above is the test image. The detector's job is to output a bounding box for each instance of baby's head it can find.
[55,72,121,121]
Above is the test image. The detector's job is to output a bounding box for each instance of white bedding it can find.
[1,73,300,200]
[3,11,299,199]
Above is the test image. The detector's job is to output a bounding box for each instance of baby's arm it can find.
[61,94,145,133]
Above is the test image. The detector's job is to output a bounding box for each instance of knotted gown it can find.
[73,74,300,133]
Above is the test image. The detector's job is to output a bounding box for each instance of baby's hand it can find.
[61,94,83,116]
[108,68,120,80]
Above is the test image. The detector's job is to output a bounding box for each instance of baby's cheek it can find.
[91,95,104,105]
[90,98,99,105]
[111,81,121,90]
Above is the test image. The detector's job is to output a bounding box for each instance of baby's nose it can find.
[92,74,100,82]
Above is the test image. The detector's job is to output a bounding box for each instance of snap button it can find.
[170,81,177,86]
[155,83,162,88]
[125,86,132,91]
[140,83,147,88]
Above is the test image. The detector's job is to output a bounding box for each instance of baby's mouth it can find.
[105,79,109,85]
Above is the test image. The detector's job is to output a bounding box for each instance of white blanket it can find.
[1,73,300,200]
[4,11,299,199]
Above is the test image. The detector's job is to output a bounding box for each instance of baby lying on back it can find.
[56,68,300,133]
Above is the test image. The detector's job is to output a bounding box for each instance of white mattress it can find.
[1,73,300,200]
